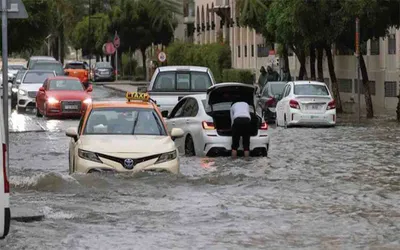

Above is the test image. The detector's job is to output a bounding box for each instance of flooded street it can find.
[1,86,400,249]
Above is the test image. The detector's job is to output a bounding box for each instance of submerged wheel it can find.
[284,114,288,128]
[17,106,25,113]
[184,135,195,156]
[35,106,42,117]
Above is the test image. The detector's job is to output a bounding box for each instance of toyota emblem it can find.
[123,158,134,169]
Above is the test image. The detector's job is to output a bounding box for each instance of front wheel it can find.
[17,106,25,113]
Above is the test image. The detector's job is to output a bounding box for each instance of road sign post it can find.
[113,31,120,81]
[356,18,360,124]
[1,0,28,178]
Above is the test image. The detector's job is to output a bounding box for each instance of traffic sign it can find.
[103,42,116,55]
[158,52,166,62]
[113,32,120,48]
[7,0,28,19]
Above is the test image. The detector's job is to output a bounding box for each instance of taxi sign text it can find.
[126,92,150,102]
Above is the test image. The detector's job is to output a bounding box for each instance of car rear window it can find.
[48,79,84,91]
[294,84,329,96]
[66,63,86,70]
[31,63,64,75]
[153,71,212,92]
[268,83,286,96]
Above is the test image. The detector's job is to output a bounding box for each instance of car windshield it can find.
[294,84,329,96]
[83,108,167,135]
[65,63,86,70]
[48,79,84,91]
[31,63,63,74]
[23,72,55,83]
[9,65,26,70]
[153,71,212,91]
[264,83,286,96]
[96,62,112,68]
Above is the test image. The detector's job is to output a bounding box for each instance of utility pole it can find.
[88,0,91,70]
[355,18,361,123]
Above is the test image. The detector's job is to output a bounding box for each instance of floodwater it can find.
[1,86,400,249]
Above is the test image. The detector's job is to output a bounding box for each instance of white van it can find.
[0,102,10,239]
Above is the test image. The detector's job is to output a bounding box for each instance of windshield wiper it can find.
[152,112,163,135]
[131,113,140,135]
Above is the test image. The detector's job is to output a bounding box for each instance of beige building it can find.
[188,0,399,114]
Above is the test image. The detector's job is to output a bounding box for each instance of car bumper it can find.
[288,109,336,126]
[44,102,88,117]
[202,130,270,156]
[75,156,179,174]
[17,95,35,108]
[94,74,114,80]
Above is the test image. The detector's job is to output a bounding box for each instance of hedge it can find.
[166,42,231,82]
[222,69,254,85]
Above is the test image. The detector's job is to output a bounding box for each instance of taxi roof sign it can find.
[126,92,150,102]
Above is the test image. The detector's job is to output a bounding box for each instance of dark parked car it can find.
[91,62,115,82]
[29,61,64,76]
[11,69,26,109]
[257,81,287,122]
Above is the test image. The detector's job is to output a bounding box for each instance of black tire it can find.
[184,135,195,156]
[11,95,17,110]
[284,114,288,128]
[17,106,25,113]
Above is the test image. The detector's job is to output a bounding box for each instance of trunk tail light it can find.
[327,100,336,110]
[259,122,268,130]
[202,121,215,130]
[265,97,275,106]
[3,143,9,193]
[289,99,300,109]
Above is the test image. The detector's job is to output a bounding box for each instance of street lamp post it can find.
[88,0,91,70]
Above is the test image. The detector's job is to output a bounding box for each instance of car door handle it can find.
[171,122,176,126]
[185,119,190,124]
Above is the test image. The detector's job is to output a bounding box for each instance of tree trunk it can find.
[324,43,342,113]
[57,36,62,62]
[59,24,65,64]
[298,49,307,80]
[397,93,400,122]
[96,54,100,62]
[309,44,316,80]
[282,45,291,78]
[359,54,373,118]
[140,48,147,80]
[106,55,109,62]
[316,44,324,82]
[110,53,115,68]
[53,37,59,61]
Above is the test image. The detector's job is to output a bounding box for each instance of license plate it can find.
[65,105,78,109]
[309,104,320,110]
[101,72,108,75]
[310,115,319,119]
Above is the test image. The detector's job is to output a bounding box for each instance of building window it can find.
[251,45,254,57]
[337,78,352,93]
[384,81,397,97]
[370,38,379,55]
[388,34,396,54]
[244,45,247,57]
[238,46,240,58]
[257,44,269,57]
[354,80,376,95]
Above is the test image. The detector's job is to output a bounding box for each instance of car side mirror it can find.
[66,127,78,141]
[16,79,21,84]
[161,110,169,118]
[86,85,93,92]
[39,87,45,92]
[170,128,184,141]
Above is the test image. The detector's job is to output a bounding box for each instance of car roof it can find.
[91,101,155,109]
[29,56,56,60]
[25,69,55,73]
[292,80,327,86]
[158,66,209,72]
[47,76,80,81]
[66,61,84,64]
[33,60,62,64]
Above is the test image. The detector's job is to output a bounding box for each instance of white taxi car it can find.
[276,81,336,127]
[65,92,184,174]
[163,83,269,157]
[0,102,10,239]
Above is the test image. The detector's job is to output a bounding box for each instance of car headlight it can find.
[12,87,18,93]
[78,149,102,163]
[47,97,59,104]
[155,150,177,164]
[83,98,92,104]
[18,89,27,96]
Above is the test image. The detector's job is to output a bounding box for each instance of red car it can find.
[35,76,93,118]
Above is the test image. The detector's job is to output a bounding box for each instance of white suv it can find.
[0,103,10,239]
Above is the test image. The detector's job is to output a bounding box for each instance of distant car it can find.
[276,81,336,127]
[163,83,269,157]
[17,70,56,112]
[0,101,10,240]
[91,62,115,82]
[6,64,26,82]
[64,61,89,88]
[11,69,27,108]
[257,81,287,122]
[35,76,93,118]
[29,60,64,76]
[27,56,56,69]
[65,92,184,174]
